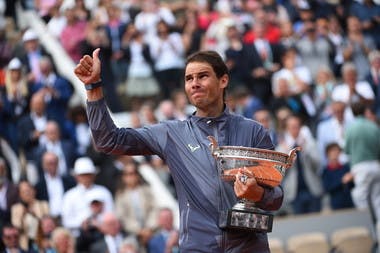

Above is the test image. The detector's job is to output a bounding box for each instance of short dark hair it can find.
[325,142,341,155]
[186,50,229,79]
[351,102,366,117]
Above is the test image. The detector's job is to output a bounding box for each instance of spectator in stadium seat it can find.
[18,28,54,86]
[11,180,50,250]
[35,151,76,219]
[61,157,113,237]
[34,120,77,177]
[89,212,134,253]
[295,19,334,81]
[17,91,49,162]
[342,15,376,81]
[1,57,32,153]
[331,62,375,120]
[50,227,76,253]
[276,114,323,215]
[149,20,185,100]
[322,142,354,210]
[316,100,351,167]
[60,4,87,63]
[32,56,73,133]
[147,207,179,253]
[242,20,283,105]
[1,223,37,253]
[0,158,19,230]
[115,160,157,249]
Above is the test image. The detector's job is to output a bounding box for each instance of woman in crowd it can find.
[115,160,158,250]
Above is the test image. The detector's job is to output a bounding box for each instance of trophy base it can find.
[219,208,273,233]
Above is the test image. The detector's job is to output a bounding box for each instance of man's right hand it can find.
[74,48,101,85]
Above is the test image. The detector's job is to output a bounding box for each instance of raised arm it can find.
[74,48,104,101]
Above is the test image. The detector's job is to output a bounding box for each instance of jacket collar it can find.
[189,105,231,124]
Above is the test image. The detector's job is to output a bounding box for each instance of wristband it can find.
[85,80,102,90]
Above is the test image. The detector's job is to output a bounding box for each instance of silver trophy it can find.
[208,136,299,232]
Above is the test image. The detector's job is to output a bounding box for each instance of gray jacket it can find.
[87,99,284,253]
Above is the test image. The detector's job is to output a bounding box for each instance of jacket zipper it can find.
[209,120,227,250]
[183,202,190,243]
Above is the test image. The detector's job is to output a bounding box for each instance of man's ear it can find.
[220,74,229,89]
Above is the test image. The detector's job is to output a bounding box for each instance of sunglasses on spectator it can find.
[3,234,19,239]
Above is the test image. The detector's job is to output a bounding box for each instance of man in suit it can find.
[34,120,77,177]
[0,158,18,230]
[18,28,55,86]
[32,56,73,133]
[276,114,323,215]
[147,208,179,253]
[35,151,76,220]
[242,21,283,106]
[0,224,37,253]
[90,212,129,253]
[17,92,49,162]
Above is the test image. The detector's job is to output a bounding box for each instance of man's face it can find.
[286,117,301,139]
[2,227,19,248]
[254,110,271,129]
[331,102,346,121]
[102,215,120,236]
[76,174,95,188]
[158,209,173,231]
[343,69,357,87]
[24,40,38,52]
[45,123,60,142]
[42,153,59,176]
[184,62,227,112]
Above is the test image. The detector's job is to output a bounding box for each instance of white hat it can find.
[87,189,105,203]
[73,157,98,175]
[22,29,38,42]
[8,58,22,70]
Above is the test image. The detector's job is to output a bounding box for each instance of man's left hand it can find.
[234,168,264,202]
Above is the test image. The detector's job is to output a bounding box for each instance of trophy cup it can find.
[208,136,300,233]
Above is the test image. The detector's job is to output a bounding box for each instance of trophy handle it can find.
[285,146,302,169]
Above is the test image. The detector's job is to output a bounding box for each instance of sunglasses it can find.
[3,234,19,239]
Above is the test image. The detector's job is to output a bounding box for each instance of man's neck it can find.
[195,104,225,118]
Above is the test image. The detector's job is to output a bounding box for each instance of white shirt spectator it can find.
[331,81,375,104]
[45,173,64,217]
[332,81,375,120]
[61,184,114,236]
[134,5,175,41]
[149,33,185,71]
[47,14,66,38]
[105,234,124,253]
[272,66,313,95]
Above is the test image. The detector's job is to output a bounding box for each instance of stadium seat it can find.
[287,232,330,253]
[331,226,373,253]
[269,237,285,253]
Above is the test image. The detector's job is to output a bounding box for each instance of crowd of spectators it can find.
[0,0,380,252]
